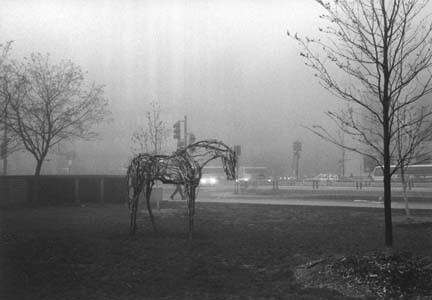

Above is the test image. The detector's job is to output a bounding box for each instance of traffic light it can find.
[173,121,181,140]
[293,141,302,154]
[189,133,196,145]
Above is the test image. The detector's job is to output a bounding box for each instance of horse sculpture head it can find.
[186,139,237,181]
[221,145,237,181]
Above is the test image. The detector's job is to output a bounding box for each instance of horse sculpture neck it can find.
[182,140,231,169]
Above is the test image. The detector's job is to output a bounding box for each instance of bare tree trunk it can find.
[35,159,43,176]
[383,99,393,248]
[31,158,45,204]
[2,102,9,176]
[2,124,7,175]
[383,172,393,247]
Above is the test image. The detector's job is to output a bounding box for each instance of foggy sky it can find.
[0,0,343,176]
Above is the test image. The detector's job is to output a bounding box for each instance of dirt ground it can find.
[1,201,431,299]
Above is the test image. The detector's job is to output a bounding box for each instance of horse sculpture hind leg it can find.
[129,180,157,234]
[144,181,157,232]
[185,183,198,240]
[129,185,141,234]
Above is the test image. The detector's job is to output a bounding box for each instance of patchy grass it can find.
[295,251,432,298]
[1,202,431,299]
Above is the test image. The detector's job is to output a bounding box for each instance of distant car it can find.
[314,173,339,181]
[236,177,250,188]
[236,176,250,183]
[328,174,339,181]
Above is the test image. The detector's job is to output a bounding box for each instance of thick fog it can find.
[0,0,345,176]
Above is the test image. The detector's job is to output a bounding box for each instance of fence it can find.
[0,175,134,205]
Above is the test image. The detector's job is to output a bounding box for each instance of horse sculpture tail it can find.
[125,163,134,211]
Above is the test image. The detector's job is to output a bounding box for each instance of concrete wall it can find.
[0,175,135,205]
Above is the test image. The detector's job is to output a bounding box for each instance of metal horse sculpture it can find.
[126,140,237,238]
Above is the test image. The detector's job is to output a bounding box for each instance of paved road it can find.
[164,185,432,210]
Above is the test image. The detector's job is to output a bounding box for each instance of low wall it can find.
[0,176,28,205]
[0,175,162,205]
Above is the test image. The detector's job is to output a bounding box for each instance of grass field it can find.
[1,201,431,299]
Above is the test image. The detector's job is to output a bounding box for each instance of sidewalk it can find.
[232,188,432,203]
[194,196,432,210]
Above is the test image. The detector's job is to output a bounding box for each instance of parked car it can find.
[314,173,339,181]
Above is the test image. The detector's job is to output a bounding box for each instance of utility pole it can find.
[339,149,346,178]
[183,115,187,147]
[338,131,346,178]
[233,145,241,194]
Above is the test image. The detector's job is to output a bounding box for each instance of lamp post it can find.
[233,145,241,194]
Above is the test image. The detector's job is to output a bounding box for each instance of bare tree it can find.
[131,101,170,155]
[3,53,108,176]
[289,0,432,247]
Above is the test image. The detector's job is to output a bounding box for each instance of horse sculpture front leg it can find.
[144,181,157,232]
[186,184,197,240]
[129,192,139,234]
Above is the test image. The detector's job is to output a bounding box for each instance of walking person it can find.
[170,184,185,200]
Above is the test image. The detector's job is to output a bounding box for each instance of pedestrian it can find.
[170,184,185,200]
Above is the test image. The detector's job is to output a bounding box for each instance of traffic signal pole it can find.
[293,141,302,180]
[184,115,187,146]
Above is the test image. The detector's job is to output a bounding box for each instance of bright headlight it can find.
[200,177,218,185]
